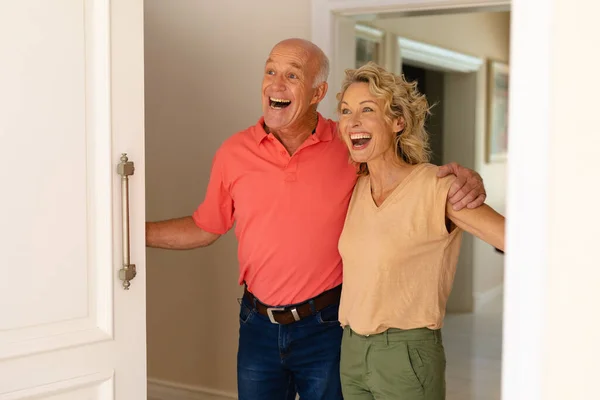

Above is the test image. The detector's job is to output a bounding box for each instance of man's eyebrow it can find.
[265,58,303,72]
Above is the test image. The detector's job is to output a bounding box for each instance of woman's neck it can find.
[367,154,415,204]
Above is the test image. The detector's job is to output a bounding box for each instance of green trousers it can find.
[340,326,446,400]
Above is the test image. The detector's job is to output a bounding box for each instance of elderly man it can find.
[147,38,486,400]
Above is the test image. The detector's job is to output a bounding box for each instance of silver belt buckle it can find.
[266,307,301,324]
[266,307,285,324]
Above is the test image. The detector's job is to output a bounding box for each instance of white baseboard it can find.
[148,378,237,400]
[474,284,504,311]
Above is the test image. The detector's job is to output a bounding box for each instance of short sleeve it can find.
[436,173,455,203]
[434,168,457,236]
[192,148,234,234]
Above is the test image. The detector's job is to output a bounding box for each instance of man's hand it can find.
[437,162,486,211]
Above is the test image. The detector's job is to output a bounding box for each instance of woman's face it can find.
[338,82,404,165]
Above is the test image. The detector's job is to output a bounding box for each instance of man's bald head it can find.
[270,38,329,88]
[261,38,330,134]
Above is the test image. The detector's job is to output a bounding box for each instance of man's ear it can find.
[393,116,406,133]
[311,81,328,105]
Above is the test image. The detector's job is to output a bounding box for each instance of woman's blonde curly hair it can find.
[336,62,431,175]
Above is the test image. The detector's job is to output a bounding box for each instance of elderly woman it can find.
[336,62,505,400]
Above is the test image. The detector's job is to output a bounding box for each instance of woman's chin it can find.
[349,152,369,164]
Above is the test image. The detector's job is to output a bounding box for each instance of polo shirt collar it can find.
[252,112,333,145]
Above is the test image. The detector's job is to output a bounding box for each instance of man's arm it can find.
[437,162,486,211]
[146,216,221,250]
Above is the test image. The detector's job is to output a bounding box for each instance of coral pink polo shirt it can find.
[192,113,357,305]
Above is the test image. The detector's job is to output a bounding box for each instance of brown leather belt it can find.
[243,285,342,325]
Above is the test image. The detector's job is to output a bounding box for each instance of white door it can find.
[0,0,146,399]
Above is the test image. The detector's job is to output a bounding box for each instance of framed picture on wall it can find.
[486,60,510,163]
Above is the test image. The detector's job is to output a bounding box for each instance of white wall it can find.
[144,0,311,394]
[369,12,511,307]
[502,1,600,398]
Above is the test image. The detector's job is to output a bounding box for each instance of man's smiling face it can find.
[261,40,322,132]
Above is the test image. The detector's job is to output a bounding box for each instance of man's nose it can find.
[271,74,286,91]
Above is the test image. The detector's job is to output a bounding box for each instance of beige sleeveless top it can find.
[338,163,463,335]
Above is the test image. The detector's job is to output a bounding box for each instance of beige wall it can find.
[144,0,311,393]
[370,12,510,304]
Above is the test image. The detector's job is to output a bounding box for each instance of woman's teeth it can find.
[350,133,372,148]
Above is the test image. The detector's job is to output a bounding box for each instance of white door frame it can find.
[311,0,511,117]
[312,0,553,399]
[396,36,483,73]
[354,24,485,73]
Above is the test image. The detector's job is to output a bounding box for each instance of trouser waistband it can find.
[344,326,442,343]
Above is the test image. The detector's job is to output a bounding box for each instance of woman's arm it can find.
[446,202,505,251]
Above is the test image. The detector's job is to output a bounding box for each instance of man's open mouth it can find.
[350,133,372,148]
[269,97,291,109]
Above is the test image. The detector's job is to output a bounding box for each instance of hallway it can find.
[444,294,503,400]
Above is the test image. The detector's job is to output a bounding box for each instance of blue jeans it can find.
[237,295,344,400]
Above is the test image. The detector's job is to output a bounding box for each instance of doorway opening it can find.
[401,64,444,165]
[322,7,510,399]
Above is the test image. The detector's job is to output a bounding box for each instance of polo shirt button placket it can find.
[284,155,297,182]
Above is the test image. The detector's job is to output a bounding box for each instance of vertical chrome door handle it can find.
[117,153,136,290]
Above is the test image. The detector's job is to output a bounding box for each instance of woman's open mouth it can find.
[350,133,372,149]
[269,97,291,109]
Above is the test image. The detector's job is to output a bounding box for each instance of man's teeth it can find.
[270,97,291,103]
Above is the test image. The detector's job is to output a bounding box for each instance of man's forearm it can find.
[146,216,220,249]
